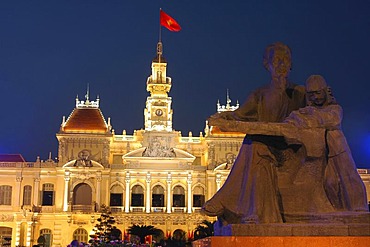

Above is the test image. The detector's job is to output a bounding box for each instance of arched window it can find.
[110,184,123,207]
[23,185,32,206]
[40,229,52,247]
[152,185,165,207]
[73,228,88,244]
[73,183,92,205]
[173,185,185,207]
[0,227,12,246]
[131,185,144,206]
[193,186,205,207]
[42,183,54,206]
[0,185,12,205]
[72,183,93,212]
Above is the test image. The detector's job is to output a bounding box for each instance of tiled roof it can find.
[0,154,25,162]
[62,108,109,133]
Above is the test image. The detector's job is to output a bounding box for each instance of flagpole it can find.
[158,8,162,63]
[159,8,162,43]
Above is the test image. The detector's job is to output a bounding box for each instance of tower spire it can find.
[217,89,239,112]
[144,41,173,132]
[226,89,231,109]
[85,83,90,101]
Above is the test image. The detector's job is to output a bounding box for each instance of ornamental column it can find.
[166,172,172,213]
[33,177,40,206]
[63,170,70,211]
[216,173,222,191]
[187,172,193,213]
[96,171,102,210]
[145,172,151,213]
[15,222,21,247]
[15,175,22,208]
[208,144,216,169]
[125,172,130,213]
[26,221,33,247]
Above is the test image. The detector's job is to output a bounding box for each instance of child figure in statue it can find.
[285,75,368,212]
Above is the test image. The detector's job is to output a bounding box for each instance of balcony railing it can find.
[151,207,165,213]
[0,161,57,168]
[192,207,202,213]
[130,206,145,213]
[41,206,55,213]
[72,205,93,212]
[172,207,186,213]
[110,206,124,213]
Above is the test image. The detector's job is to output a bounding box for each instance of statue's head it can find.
[263,42,292,78]
[305,75,335,106]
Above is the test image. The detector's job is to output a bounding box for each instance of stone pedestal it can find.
[217,212,370,236]
[193,212,370,247]
[192,236,370,247]
[220,222,369,236]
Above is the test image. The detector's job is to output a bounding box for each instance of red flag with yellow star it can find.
[160,9,181,32]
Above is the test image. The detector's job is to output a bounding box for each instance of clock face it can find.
[155,109,163,116]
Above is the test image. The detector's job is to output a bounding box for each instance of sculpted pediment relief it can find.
[62,159,104,169]
[123,147,195,161]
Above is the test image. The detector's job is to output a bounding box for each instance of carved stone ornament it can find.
[73,149,93,167]
[0,214,14,222]
[142,137,176,157]
[76,172,91,181]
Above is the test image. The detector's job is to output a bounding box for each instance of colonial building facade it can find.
[0,42,245,247]
[0,42,369,247]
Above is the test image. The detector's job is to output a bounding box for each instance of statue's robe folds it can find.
[202,119,330,223]
[286,104,368,212]
[203,104,368,225]
[202,82,306,223]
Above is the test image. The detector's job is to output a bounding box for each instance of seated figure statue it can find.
[284,75,368,212]
[201,42,306,224]
[203,72,368,227]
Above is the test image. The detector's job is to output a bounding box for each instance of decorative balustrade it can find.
[110,206,124,213]
[151,207,165,213]
[0,161,57,168]
[130,206,145,213]
[72,205,93,212]
[172,207,186,213]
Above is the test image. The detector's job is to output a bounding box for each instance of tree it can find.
[194,220,214,240]
[127,224,161,244]
[89,205,116,246]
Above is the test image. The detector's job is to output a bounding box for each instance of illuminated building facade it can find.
[0,42,245,247]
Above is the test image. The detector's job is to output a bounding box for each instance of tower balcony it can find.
[146,78,172,94]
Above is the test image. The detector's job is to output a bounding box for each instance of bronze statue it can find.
[202,42,306,224]
[203,67,369,226]
[285,75,368,212]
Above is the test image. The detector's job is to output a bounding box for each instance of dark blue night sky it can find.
[1,1,370,168]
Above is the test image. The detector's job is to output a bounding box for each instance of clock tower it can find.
[144,42,173,131]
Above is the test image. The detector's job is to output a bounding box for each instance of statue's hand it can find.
[208,112,232,122]
[299,106,315,115]
[208,112,233,131]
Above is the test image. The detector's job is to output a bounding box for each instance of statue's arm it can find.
[286,105,342,129]
[208,118,326,157]
[311,104,342,129]
[208,91,259,124]
[231,92,259,121]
